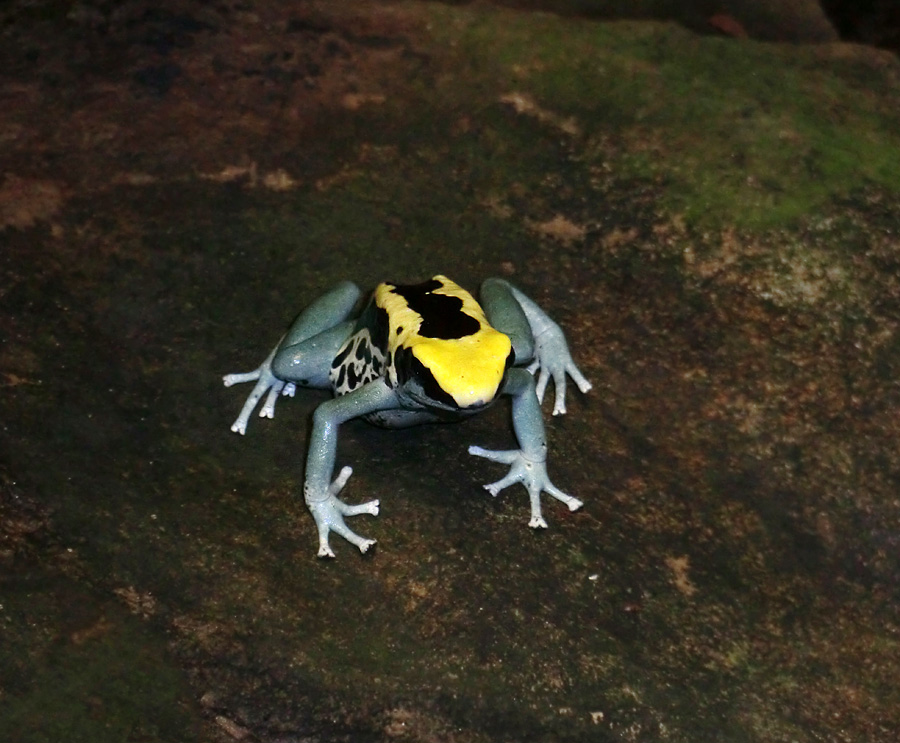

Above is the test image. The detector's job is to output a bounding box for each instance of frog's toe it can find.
[535,367,550,404]
[317,541,336,559]
[330,519,377,554]
[544,481,583,512]
[259,380,286,418]
[223,370,260,387]
[572,370,593,395]
[338,498,380,517]
[529,514,549,529]
[483,472,519,496]
[468,445,518,465]
[551,383,567,416]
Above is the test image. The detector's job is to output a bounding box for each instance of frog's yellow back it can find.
[376,275,512,408]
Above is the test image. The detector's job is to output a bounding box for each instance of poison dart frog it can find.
[223,276,592,558]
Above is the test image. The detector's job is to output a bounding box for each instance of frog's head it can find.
[394,328,514,413]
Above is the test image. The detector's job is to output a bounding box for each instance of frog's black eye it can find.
[394,346,458,409]
[396,326,403,335]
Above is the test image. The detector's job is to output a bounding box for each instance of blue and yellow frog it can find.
[224,276,591,557]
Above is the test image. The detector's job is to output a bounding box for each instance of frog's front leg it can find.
[223,281,361,434]
[304,379,402,558]
[469,368,582,528]
[481,278,592,415]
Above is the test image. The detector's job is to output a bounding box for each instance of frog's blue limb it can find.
[271,321,356,385]
[480,279,592,415]
[279,280,361,346]
[223,281,361,434]
[480,278,535,363]
[469,368,583,528]
[305,378,402,558]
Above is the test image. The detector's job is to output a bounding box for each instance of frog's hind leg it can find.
[479,278,535,365]
[480,278,591,415]
[224,281,361,433]
[279,281,361,348]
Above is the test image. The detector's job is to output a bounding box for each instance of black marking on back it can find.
[331,341,354,370]
[347,364,360,390]
[371,303,390,353]
[354,338,372,365]
[330,294,390,397]
[389,279,480,340]
[352,298,391,356]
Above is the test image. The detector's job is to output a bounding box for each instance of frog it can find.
[223,275,592,558]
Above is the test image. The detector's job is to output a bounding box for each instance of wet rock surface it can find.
[2,2,900,742]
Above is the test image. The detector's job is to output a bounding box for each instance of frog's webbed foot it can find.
[306,466,380,558]
[468,446,582,528]
[223,346,294,434]
[528,325,592,416]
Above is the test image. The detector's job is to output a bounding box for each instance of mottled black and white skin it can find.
[223,275,592,558]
